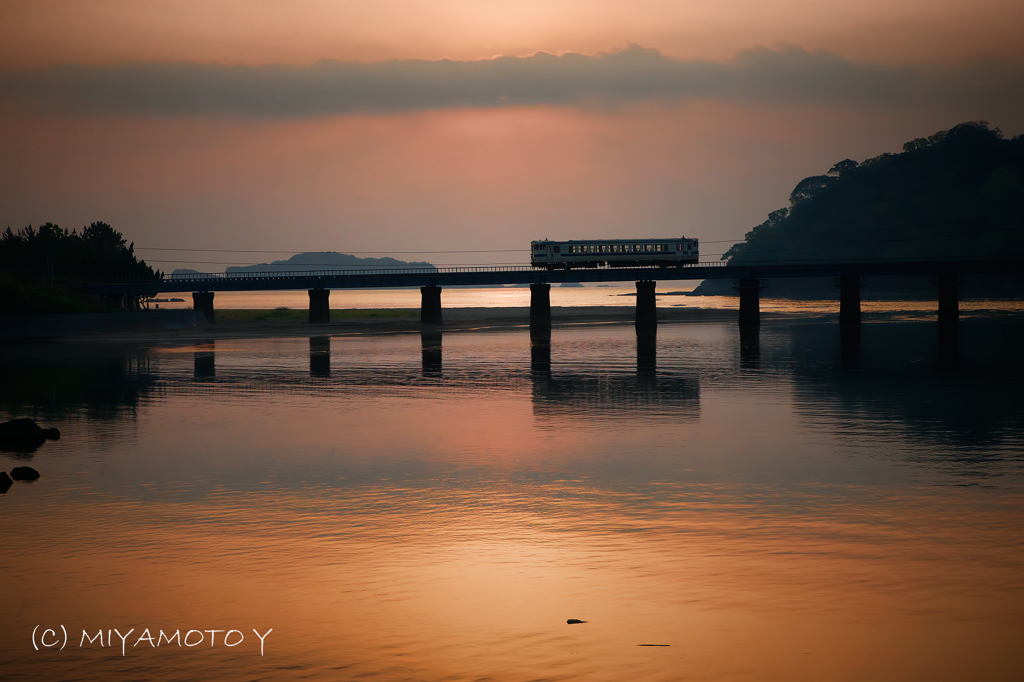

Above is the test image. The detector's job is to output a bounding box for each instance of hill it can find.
[172,252,436,276]
[692,122,1024,298]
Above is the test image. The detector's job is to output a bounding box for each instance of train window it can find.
[554,246,560,253]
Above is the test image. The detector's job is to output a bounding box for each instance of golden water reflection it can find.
[2,319,1023,680]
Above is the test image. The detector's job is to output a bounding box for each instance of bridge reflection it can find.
[194,341,216,380]
[1,319,1021,474]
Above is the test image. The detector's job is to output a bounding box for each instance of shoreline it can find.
[7,302,1023,344]
[5,306,780,344]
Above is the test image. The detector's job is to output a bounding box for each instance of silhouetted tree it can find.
[1,221,160,312]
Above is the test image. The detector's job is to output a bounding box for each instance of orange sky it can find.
[1,0,1022,268]
[3,0,1023,67]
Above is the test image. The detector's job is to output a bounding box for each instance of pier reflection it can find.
[531,371,700,421]
[0,318,1021,476]
[193,341,215,380]
[840,324,861,367]
[636,329,656,375]
[310,336,331,378]
[530,327,551,375]
[421,329,442,377]
[740,325,760,369]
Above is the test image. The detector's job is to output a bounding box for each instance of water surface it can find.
[3,312,1023,680]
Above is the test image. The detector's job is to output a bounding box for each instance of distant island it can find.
[693,121,1024,298]
[172,251,436,276]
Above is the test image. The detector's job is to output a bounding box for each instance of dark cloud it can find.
[1,45,1021,116]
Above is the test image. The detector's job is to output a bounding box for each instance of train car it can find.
[530,238,699,270]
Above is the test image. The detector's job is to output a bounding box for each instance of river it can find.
[2,304,1023,680]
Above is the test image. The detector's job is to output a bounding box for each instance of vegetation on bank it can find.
[695,121,1024,297]
[0,222,160,314]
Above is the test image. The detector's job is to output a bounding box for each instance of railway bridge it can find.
[89,259,1024,332]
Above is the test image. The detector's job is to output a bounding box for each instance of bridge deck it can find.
[88,259,1024,295]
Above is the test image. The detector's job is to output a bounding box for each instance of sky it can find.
[1,0,1023,270]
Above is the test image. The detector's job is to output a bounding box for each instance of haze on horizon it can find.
[1,0,1023,271]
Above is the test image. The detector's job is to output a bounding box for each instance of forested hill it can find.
[173,251,436,276]
[693,121,1024,297]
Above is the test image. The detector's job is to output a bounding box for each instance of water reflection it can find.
[421,329,443,377]
[193,341,215,380]
[739,324,760,369]
[0,317,1022,474]
[0,343,155,422]
[636,328,656,375]
[3,317,1023,681]
[939,322,958,367]
[839,323,861,367]
[309,336,331,378]
[530,327,551,374]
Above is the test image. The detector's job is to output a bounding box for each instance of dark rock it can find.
[0,471,11,493]
[10,466,40,481]
[0,419,60,454]
[566,619,587,625]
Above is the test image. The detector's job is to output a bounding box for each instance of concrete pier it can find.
[938,274,959,365]
[421,329,442,376]
[192,291,215,323]
[738,278,760,326]
[838,276,862,326]
[421,285,443,326]
[308,288,330,324]
[310,336,331,377]
[938,274,959,329]
[530,283,551,331]
[635,280,657,329]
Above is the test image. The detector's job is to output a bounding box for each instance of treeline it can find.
[0,221,159,314]
[696,121,1024,297]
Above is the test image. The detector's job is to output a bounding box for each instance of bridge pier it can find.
[938,274,959,329]
[310,336,331,377]
[738,278,760,326]
[192,291,214,323]
[421,285,443,326]
[530,283,551,331]
[635,280,657,331]
[838,276,862,326]
[421,329,442,376]
[308,288,330,324]
[938,274,959,366]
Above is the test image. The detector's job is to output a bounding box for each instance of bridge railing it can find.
[96,261,726,284]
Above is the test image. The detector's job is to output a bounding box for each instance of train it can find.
[530,238,699,270]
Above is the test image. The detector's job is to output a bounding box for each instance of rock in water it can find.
[0,471,11,493]
[566,619,587,625]
[0,419,60,454]
[10,466,40,481]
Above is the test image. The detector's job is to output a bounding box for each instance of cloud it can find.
[1,45,1021,117]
